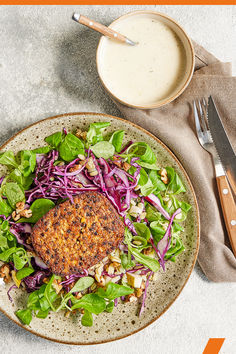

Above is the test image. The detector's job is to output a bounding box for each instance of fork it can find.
[193,99,236,256]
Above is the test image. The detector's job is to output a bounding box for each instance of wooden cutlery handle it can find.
[216,175,236,256]
[78,15,127,43]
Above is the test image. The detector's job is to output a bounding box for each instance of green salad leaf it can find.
[59,133,84,162]
[97,282,133,300]
[19,198,55,223]
[81,309,93,327]
[45,132,63,148]
[0,151,18,168]
[86,122,111,146]
[3,182,25,208]
[15,309,32,325]
[109,130,125,152]
[70,276,94,294]
[71,294,106,314]
[91,141,115,159]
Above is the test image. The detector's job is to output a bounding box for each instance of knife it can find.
[207,96,236,192]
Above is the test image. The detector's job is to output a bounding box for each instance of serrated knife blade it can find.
[207,96,236,192]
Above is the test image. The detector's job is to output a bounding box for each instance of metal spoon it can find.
[72,13,137,46]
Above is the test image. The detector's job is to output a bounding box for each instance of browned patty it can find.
[31,191,124,276]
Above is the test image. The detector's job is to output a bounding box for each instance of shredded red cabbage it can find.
[139,271,153,316]
[145,194,170,220]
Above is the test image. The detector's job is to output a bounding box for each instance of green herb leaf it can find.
[91,141,115,160]
[166,167,186,195]
[27,291,40,310]
[16,267,34,280]
[45,132,63,148]
[35,309,49,319]
[0,199,12,217]
[13,253,27,270]
[3,182,25,208]
[70,276,94,294]
[0,247,18,261]
[109,130,125,152]
[133,222,151,240]
[0,151,18,168]
[15,308,32,325]
[120,252,135,270]
[97,282,133,300]
[71,293,106,315]
[81,310,93,327]
[106,301,114,313]
[149,170,166,192]
[127,142,156,164]
[137,161,159,170]
[128,247,160,272]
[19,150,36,177]
[59,133,84,162]
[19,198,55,223]
[86,122,111,146]
[9,169,33,190]
[32,146,52,154]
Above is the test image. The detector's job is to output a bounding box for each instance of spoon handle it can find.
[72,13,136,46]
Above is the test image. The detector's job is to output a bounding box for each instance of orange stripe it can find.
[203,338,225,354]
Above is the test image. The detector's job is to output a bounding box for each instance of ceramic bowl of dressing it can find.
[96,10,195,109]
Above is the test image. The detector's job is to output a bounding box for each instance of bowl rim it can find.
[96,10,195,110]
[0,112,200,345]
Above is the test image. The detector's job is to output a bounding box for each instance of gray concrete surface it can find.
[0,5,235,354]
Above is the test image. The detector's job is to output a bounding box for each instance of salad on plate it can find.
[0,122,191,327]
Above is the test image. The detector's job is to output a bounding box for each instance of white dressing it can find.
[98,14,187,106]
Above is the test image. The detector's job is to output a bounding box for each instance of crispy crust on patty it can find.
[31,192,124,276]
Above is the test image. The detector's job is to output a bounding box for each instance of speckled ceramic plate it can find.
[0,113,199,345]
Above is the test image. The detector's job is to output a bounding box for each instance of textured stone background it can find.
[0,5,235,354]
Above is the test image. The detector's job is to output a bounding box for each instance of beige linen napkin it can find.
[114,41,236,282]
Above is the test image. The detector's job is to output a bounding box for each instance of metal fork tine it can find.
[198,99,208,134]
[193,100,203,140]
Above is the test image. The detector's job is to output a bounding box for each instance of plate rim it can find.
[0,112,200,345]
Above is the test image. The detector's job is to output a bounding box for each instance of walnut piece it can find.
[0,264,11,283]
[160,168,169,184]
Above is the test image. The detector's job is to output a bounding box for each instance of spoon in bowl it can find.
[72,13,137,46]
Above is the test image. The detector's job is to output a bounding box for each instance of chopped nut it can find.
[110,261,120,268]
[86,158,96,173]
[90,283,97,291]
[135,288,143,298]
[110,276,121,283]
[141,280,146,290]
[0,264,11,283]
[69,164,81,173]
[79,309,85,314]
[126,293,137,303]
[160,168,168,184]
[11,211,20,221]
[64,310,71,318]
[113,160,122,168]
[123,162,131,172]
[107,265,114,275]
[20,209,32,218]
[95,273,101,283]
[75,292,82,299]
[143,247,153,255]
[26,236,32,245]
[89,170,98,177]
[52,279,63,294]
[98,276,105,287]
[75,129,87,140]
[16,201,25,213]
[140,212,147,220]
[109,255,121,264]
[78,154,85,160]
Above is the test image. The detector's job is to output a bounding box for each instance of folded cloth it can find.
[114,40,236,282]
